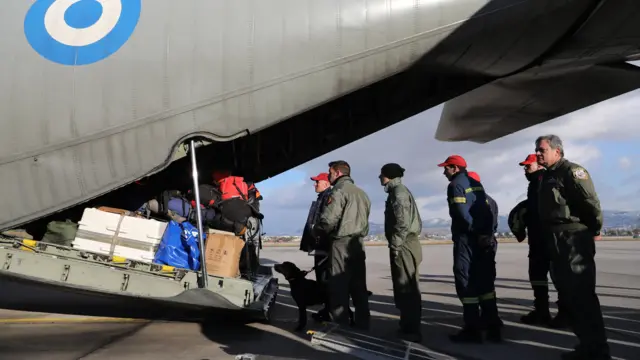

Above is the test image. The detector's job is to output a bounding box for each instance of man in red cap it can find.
[468,171,503,331]
[438,156,501,343]
[516,154,569,329]
[468,172,499,237]
[299,172,334,322]
[300,173,332,263]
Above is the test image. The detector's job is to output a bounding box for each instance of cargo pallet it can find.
[0,140,277,323]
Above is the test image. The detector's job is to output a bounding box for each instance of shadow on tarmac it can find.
[198,258,640,360]
[3,258,639,360]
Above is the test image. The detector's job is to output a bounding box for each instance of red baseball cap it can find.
[519,154,537,166]
[438,155,467,168]
[310,173,329,182]
[467,171,481,182]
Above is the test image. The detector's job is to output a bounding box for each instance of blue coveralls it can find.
[447,172,500,330]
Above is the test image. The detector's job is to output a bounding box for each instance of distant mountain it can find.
[266,210,640,236]
[367,210,640,236]
[601,210,640,229]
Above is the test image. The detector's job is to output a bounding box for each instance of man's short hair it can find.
[328,160,351,176]
[535,134,565,157]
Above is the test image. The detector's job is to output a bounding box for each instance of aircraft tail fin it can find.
[435,62,640,143]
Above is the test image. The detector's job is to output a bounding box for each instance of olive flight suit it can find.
[384,177,423,338]
[538,158,610,359]
[315,175,372,329]
[447,172,500,343]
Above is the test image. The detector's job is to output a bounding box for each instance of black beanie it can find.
[381,163,405,179]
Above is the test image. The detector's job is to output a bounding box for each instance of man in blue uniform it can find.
[468,171,503,333]
[438,156,501,343]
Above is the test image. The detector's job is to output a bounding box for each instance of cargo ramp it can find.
[0,236,277,322]
[0,140,278,323]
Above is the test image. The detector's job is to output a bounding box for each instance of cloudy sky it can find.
[256,69,640,235]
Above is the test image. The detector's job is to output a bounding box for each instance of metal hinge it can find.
[61,264,70,282]
[121,273,130,291]
[3,253,12,270]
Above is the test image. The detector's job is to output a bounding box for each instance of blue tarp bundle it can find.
[153,220,203,271]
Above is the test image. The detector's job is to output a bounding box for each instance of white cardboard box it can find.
[72,208,168,263]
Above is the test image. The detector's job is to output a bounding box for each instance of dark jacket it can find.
[487,194,498,234]
[525,169,544,237]
[447,171,493,236]
[300,188,332,252]
[538,158,602,234]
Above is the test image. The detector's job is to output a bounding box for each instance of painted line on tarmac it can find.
[0,317,148,325]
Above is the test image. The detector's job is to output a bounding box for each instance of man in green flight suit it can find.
[535,134,610,360]
[314,160,372,330]
[379,163,423,343]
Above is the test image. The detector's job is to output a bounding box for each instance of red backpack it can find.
[218,176,249,201]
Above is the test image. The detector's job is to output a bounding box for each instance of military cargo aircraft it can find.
[0,0,639,321]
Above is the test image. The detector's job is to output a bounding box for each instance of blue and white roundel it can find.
[24,0,141,66]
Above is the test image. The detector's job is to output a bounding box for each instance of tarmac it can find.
[1,241,639,360]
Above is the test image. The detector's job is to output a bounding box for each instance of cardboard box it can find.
[205,229,246,278]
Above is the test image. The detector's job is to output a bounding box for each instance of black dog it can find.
[274,261,361,331]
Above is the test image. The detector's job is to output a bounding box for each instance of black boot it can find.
[485,325,502,343]
[550,309,571,329]
[449,327,483,343]
[397,328,423,343]
[479,297,503,343]
[521,308,551,326]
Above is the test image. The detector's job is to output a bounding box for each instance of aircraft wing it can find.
[435,62,640,143]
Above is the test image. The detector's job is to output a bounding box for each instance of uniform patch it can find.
[326,196,333,205]
[572,168,589,180]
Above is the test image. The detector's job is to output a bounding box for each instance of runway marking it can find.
[0,317,147,324]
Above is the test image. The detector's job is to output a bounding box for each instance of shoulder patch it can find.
[326,196,333,205]
[572,167,589,180]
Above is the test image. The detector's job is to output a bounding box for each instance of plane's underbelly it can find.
[0,0,600,230]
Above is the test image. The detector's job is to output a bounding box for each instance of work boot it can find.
[561,350,586,360]
[521,308,552,326]
[311,308,331,323]
[486,328,502,343]
[397,328,422,343]
[449,327,483,343]
[550,310,571,329]
[560,349,612,360]
[563,346,612,360]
